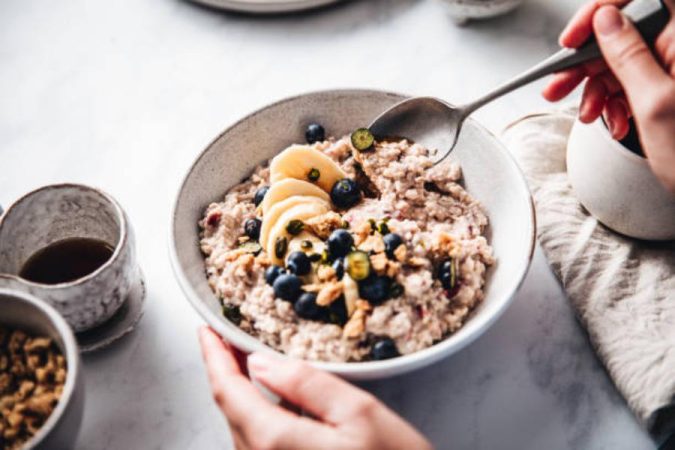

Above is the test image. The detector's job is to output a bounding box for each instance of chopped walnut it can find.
[353,221,372,246]
[370,252,402,278]
[0,327,66,450]
[359,235,385,254]
[342,302,372,339]
[233,254,255,278]
[393,244,407,262]
[316,265,337,283]
[316,281,344,307]
[434,232,461,258]
[305,212,344,239]
[370,252,388,273]
[408,257,429,268]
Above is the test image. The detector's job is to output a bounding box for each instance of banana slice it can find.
[287,231,326,256]
[270,145,348,193]
[260,195,329,253]
[261,178,330,215]
[266,202,330,265]
[342,274,360,318]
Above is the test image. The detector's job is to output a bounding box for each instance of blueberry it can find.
[305,123,326,144]
[327,229,353,258]
[294,292,326,320]
[265,265,285,286]
[254,186,269,207]
[330,179,361,209]
[327,296,348,326]
[286,251,311,276]
[359,276,391,305]
[437,259,456,290]
[273,274,302,302]
[383,233,403,259]
[244,218,262,240]
[332,258,345,280]
[371,338,400,360]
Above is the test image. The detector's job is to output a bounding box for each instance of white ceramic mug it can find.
[567,119,675,241]
[0,184,141,331]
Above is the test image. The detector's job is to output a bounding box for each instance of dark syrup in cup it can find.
[19,238,114,284]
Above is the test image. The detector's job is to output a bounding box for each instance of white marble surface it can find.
[0,0,657,448]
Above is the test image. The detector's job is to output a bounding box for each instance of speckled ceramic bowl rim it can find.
[597,117,649,164]
[0,183,128,289]
[169,88,536,377]
[0,288,80,449]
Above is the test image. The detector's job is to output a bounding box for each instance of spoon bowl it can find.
[369,0,669,163]
[369,97,463,165]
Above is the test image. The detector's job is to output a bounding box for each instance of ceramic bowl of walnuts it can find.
[0,288,84,450]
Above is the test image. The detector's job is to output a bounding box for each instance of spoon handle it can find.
[461,0,670,117]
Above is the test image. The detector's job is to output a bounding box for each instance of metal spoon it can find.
[369,0,670,164]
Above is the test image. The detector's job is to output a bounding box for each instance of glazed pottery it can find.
[567,119,675,241]
[0,184,141,332]
[169,89,535,380]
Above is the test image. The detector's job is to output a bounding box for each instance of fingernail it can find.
[595,6,624,36]
[248,352,275,373]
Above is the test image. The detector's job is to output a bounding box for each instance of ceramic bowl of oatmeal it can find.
[170,89,535,380]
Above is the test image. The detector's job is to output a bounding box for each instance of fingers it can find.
[604,94,630,138]
[593,5,671,112]
[199,328,289,429]
[579,76,608,122]
[654,17,675,74]
[542,59,609,102]
[199,328,334,450]
[579,71,625,121]
[248,352,380,424]
[543,67,586,101]
[560,0,630,48]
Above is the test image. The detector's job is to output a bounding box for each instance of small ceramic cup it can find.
[567,119,675,241]
[0,184,141,331]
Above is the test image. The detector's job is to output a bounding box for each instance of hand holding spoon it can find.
[369,0,670,164]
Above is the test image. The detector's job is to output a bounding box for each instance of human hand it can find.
[198,327,433,450]
[543,0,675,193]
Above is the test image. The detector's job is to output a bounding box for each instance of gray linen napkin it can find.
[501,108,675,447]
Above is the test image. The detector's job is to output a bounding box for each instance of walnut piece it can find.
[0,327,66,450]
[305,212,344,240]
[316,281,344,307]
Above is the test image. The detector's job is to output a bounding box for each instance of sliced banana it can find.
[287,231,326,256]
[259,195,329,252]
[270,144,348,193]
[261,178,330,215]
[266,202,330,265]
[342,274,360,318]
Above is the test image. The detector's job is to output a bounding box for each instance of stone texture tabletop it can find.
[0,0,655,448]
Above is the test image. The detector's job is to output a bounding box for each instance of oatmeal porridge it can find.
[199,125,494,362]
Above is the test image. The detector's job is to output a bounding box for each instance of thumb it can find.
[593,5,670,109]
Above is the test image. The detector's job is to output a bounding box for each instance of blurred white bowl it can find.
[441,0,525,24]
[567,119,675,241]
